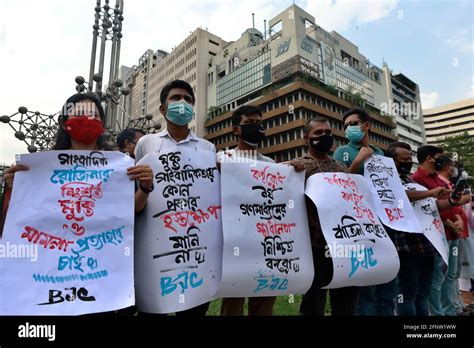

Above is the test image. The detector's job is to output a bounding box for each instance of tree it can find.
[441,131,474,186]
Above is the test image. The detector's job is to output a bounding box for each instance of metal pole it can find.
[96,0,110,93]
[89,0,101,89]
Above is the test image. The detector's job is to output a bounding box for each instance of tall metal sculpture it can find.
[1,0,160,154]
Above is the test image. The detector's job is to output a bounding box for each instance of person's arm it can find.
[347,146,373,174]
[406,186,448,202]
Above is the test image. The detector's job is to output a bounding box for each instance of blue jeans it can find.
[442,240,460,316]
[375,277,399,316]
[398,253,434,316]
[356,286,377,315]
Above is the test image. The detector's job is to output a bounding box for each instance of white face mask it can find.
[451,168,459,178]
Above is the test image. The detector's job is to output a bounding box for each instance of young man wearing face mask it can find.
[218,105,276,316]
[332,108,384,175]
[380,142,457,316]
[434,156,469,316]
[332,108,383,315]
[134,79,215,162]
[134,80,216,317]
[290,117,360,316]
[411,146,471,315]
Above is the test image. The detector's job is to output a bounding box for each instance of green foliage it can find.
[441,131,474,185]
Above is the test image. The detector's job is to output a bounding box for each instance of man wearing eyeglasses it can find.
[332,108,384,175]
[332,108,384,316]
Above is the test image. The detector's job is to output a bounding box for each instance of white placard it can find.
[0,150,135,315]
[218,161,314,297]
[403,183,449,264]
[305,172,399,288]
[364,155,422,233]
[135,147,222,313]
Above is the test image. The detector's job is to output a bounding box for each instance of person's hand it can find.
[286,160,305,172]
[429,187,449,199]
[127,165,153,191]
[3,164,30,188]
[453,221,463,236]
[357,146,374,162]
[457,194,472,206]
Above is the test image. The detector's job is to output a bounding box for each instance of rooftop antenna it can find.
[264,20,267,40]
[252,13,255,29]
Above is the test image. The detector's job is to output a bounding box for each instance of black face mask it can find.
[239,123,265,146]
[434,157,443,171]
[309,134,334,153]
[397,161,413,175]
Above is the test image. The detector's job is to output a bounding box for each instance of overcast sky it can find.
[0,0,472,163]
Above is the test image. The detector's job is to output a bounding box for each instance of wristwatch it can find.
[139,183,154,194]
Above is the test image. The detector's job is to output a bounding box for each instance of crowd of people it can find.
[1,79,473,316]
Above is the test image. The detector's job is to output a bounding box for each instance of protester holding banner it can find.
[332,108,384,316]
[289,117,360,316]
[217,105,279,316]
[411,146,471,316]
[0,92,146,315]
[133,80,217,317]
[382,142,453,316]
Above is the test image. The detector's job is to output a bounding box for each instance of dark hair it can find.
[160,79,195,105]
[53,93,107,150]
[437,155,454,169]
[342,107,371,123]
[304,116,329,135]
[416,145,443,164]
[231,105,262,126]
[385,141,411,159]
[116,128,145,150]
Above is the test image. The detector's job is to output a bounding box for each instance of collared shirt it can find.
[332,142,384,174]
[134,128,216,162]
[293,154,348,247]
[411,166,461,240]
[387,175,436,255]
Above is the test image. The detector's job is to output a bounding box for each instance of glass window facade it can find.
[216,50,271,106]
[335,58,374,105]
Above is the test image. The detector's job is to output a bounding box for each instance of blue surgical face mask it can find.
[166,101,193,125]
[345,124,366,143]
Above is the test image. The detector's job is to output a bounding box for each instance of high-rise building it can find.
[205,4,398,161]
[381,65,426,162]
[120,28,227,136]
[423,98,474,145]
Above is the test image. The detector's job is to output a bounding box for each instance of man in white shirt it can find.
[134,80,215,162]
[134,79,216,317]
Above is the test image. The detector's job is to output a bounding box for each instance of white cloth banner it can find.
[218,161,314,297]
[364,155,421,233]
[305,173,399,288]
[403,182,449,264]
[0,150,135,315]
[135,148,222,313]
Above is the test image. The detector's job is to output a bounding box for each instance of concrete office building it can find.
[381,64,426,162]
[424,98,474,145]
[121,28,227,136]
[205,4,398,161]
